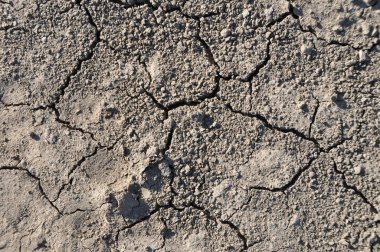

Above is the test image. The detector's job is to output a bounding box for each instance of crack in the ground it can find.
[249,153,320,193]
[265,11,292,29]
[225,103,360,195]
[52,135,124,206]
[114,200,249,251]
[163,125,175,157]
[115,204,165,247]
[0,0,12,6]
[67,147,100,178]
[0,25,27,32]
[287,2,376,51]
[0,100,31,107]
[241,36,272,83]
[109,0,220,20]
[0,166,61,214]
[109,0,155,10]
[142,63,220,118]
[33,104,98,142]
[1,97,97,143]
[186,202,248,251]
[167,75,220,110]
[308,97,320,138]
[144,62,362,198]
[225,103,320,147]
[2,1,379,251]
[231,137,361,230]
[51,146,101,203]
[332,159,378,214]
[52,2,101,107]
[140,119,178,201]
[194,35,220,68]
[156,217,169,251]
[62,202,112,216]
[216,8,297,86]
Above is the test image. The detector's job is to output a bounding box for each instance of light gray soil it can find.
[1,0,379,251]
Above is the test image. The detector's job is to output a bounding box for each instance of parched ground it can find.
[0,0,379,251]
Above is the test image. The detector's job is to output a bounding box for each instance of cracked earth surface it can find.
[0,0,379,251]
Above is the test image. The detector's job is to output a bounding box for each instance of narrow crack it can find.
[110,0,222,21]
[143,70,220,115]
[0,0,13,6]
[67,147,100,181]
[332,160,378,214]
[62,202,111,216]
[33,104,97,142]
[187,202,248,251]
[308,97,320,138]
[0,25,26,32]
[225,103,320,147]
[0,100,31,107]
[53,135,124,204]
[113,197,253,251]
[0,166,61,214]
[2,99,96,143]
[163,123,175,155]
[156,217,169,251]
[194,35,219,68]
[52,2,101,106]
[109,0,155,10]
[115,205,161,247]
[225,101,357,194]
[166,75,220,110]
[241,36,272,83]
[141,119,178,199]
[265,11,291,28]
[249,154,320,193]
[143,89,169,119]
[287,2,373,51]
[324,135,353,153]
[233,9,293,83]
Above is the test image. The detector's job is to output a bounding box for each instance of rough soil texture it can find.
[1,0,379,251]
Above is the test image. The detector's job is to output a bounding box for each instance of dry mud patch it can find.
[1,0,379,251]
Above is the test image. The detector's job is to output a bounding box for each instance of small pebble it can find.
[353,165,364,175]
[220,28,231,38]
[358,50,369,62]
[301,44,314,55]
[309,171,317,179]
[242,9,250,18]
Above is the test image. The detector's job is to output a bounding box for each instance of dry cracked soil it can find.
[0,0,380,251]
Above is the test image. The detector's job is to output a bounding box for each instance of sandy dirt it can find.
[0,0,379,251]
